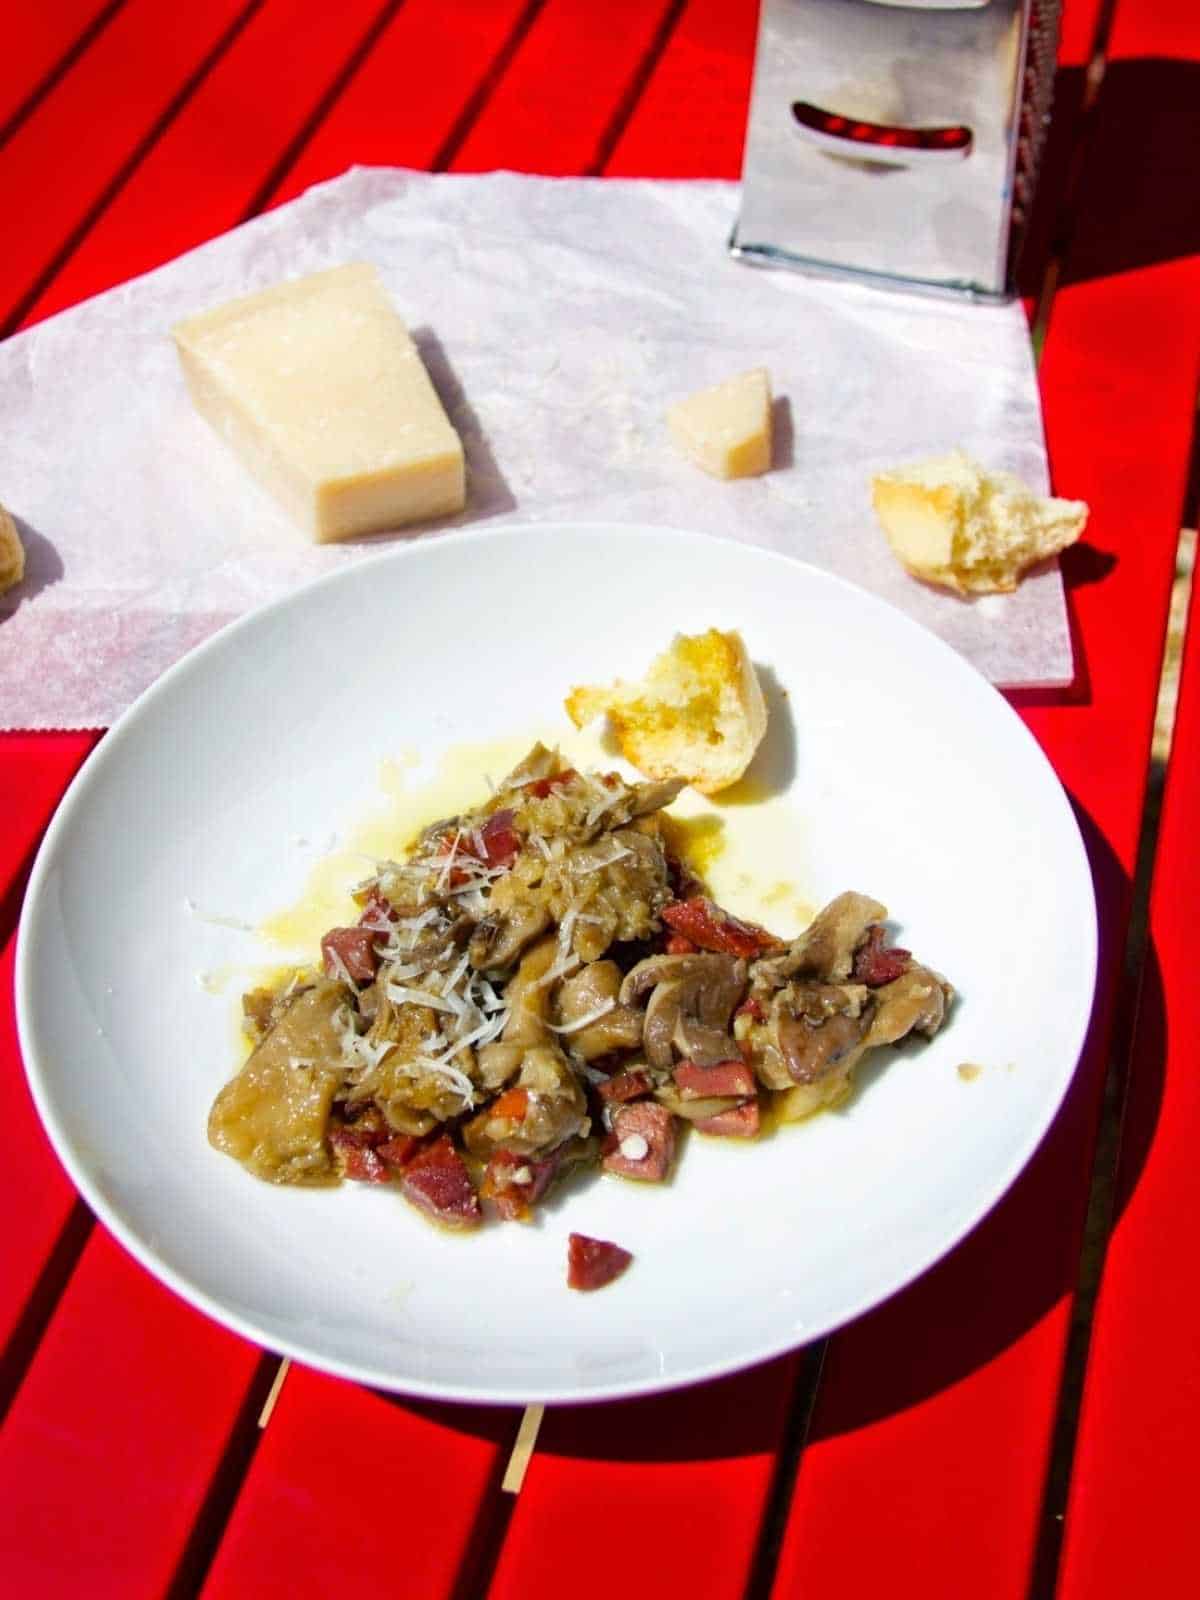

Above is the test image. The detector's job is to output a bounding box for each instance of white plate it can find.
[16,524,1096,1405]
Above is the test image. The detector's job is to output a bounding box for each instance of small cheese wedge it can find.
[0,502,24,596]
[871,449,1088,595]
[667,368,772,479]
[172,263,465,541]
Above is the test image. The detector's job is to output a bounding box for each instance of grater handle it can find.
[791,102,973,165]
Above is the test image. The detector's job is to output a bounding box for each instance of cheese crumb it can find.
[619,1133,649,1162]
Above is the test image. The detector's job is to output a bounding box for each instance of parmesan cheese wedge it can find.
[172,263,465,541]
[667,368,773,479]
[0,502,24,596]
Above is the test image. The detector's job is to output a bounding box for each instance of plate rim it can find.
[14,520,1099,1405]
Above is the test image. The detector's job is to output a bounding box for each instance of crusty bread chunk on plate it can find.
[565,628,767,795]
[871,449,1088,596]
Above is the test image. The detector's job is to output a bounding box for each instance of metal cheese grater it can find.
[731,0,1062,299]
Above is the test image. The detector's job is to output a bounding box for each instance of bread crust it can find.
[0,504,25,596]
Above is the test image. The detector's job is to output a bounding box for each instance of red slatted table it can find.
[1,3,1196,1595]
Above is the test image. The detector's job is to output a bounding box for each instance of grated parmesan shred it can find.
[545,998,616,1035]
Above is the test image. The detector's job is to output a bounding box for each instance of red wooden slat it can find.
[268,0,532,207]
[18,0,393,328]
[0,1229,263,1595]
[201,1372,516,1600]
[1056,518,1200,1597]
[445,0,677,174]
[769,1,1199,1593]
[0,2,120,137]
[0,0,255,330]
[0,733,99,1356]
[604,0,758,177]
[1045,1,1200,1587]
[488,1359,799,1600]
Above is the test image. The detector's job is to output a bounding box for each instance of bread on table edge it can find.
[870,449,1088,596]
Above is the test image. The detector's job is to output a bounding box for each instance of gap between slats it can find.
[429,0,550,171]
[235,0,409,223]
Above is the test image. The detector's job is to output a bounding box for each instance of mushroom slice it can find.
[476,935,559,1089]
[552,961,643,1060]
[770,982,872,1086]
[627,777,686,817]
[621,952,746,1070]
[866,965,953,1046]
[468,897,551,973]
[752,892,887,986]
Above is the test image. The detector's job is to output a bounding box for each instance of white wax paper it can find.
[0,166,1071,729]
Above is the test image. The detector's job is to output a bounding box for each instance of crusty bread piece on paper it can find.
[565,629,767,795]
[0,503,25,596]
[871,449,1088,595]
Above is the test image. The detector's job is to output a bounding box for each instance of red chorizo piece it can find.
[661,897,778,959]
[527,769,577,798]
[567,1233,633,1291]
[399,1134,482,1229]
[377,1134,422,1170]
[597,1069,654,1104]
[356,890,397,932]
[481,1147,564,1221]
[602,1101,677,1182]
[694,1101,760,1138]
[852,924,912,986]
[321,926,380,984]
[329,1126,390,1183]
[673,1059,757,1099]
[478,808,520,868]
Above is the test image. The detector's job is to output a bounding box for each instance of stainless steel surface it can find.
[733,0,1059,299]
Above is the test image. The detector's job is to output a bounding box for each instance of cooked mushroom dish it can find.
[208,745,952,1255]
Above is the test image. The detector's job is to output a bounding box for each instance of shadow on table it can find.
[0,517,64,616]
[1057,58,1200,287]
[797,794,1165,1440]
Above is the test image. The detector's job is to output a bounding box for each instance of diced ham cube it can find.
[694,1100,760,1138]
[673,1059,757,1099]
[399,1134,482,1230]
[602,1102,677,1182]
[567,1233,633,1291]
[321,926,380,984]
